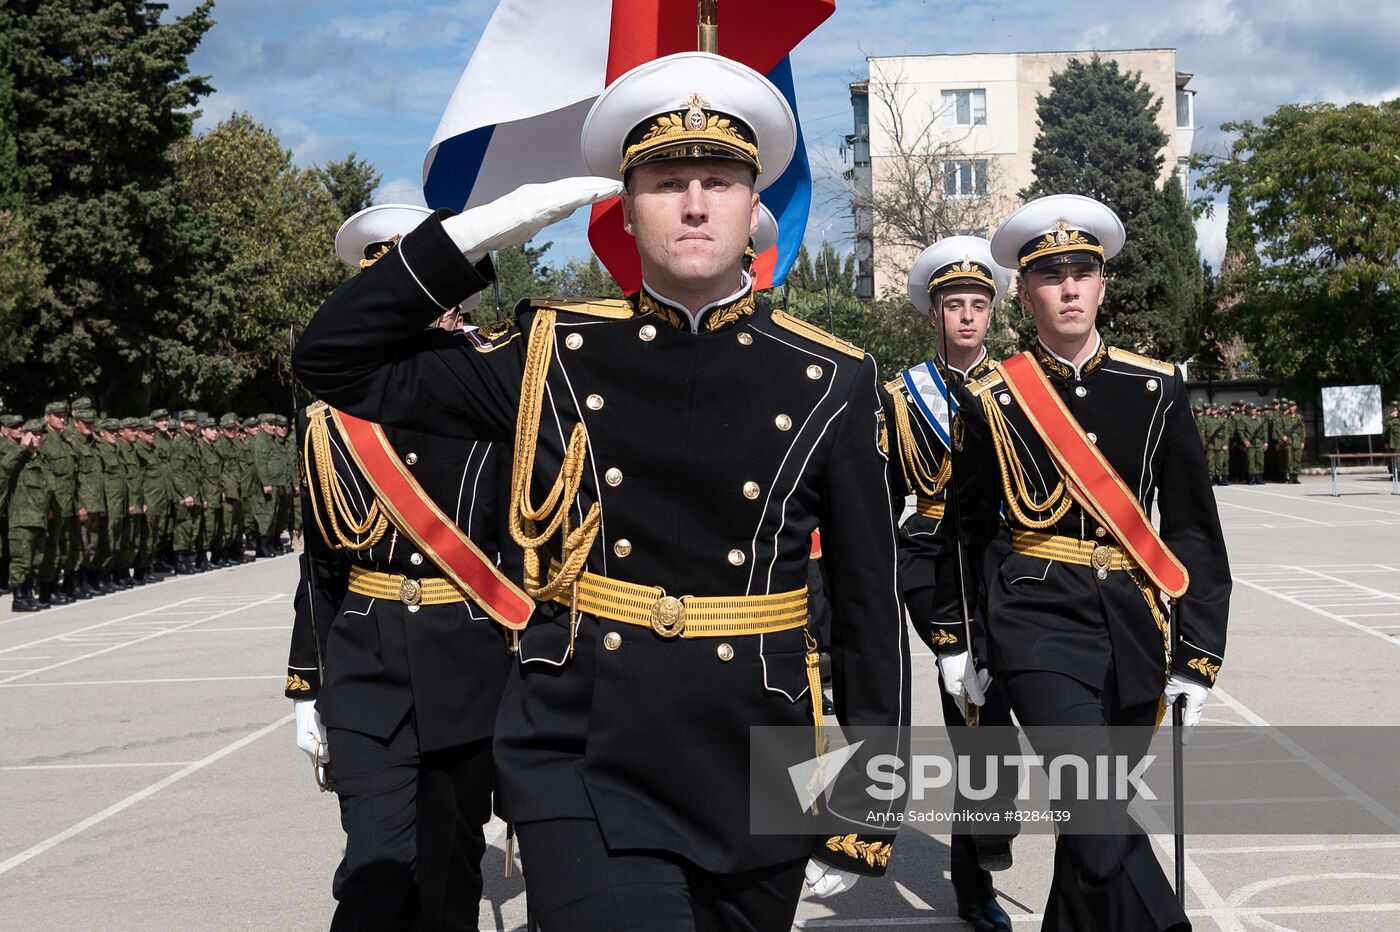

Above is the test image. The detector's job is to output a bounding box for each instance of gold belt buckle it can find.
[399,577,423,607]
[650,594,686,638]
[1091,545,1116,580]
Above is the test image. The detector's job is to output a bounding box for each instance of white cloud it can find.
[376,177,428,207]
[1195,199,1228,271]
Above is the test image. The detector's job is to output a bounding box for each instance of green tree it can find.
[1197,100,1400,386]
[318,152,381,221]
[1023,56,1203,358]
[173,113,348,410]
[2,0,215,411]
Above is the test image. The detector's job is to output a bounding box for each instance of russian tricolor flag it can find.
[423,0,834,293]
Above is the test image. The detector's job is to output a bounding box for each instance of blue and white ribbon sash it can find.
[901,360,959,451]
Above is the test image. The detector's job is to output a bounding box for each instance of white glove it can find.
[1163,673,1209,729]
[294,699,329,764]
[443,177,625,262]
[938,651,991,722]
[804,858,860,898]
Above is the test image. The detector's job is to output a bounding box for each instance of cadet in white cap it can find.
[883,236,1018,932]
[286,202,518,932]
[295,50,909,932]
[930,194,1230,931]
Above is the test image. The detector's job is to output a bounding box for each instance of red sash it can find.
[329,409,533,629]
[997,352,1189,597]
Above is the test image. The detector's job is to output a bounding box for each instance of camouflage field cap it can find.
[241,417,257,429]
[1,414,22,429]
[21,418,42,433]
[119,417,140,430]
[98,418,120,432]
[178,409,198,422]
[258,412,276,424]
[149,408,170,420]
[44,400,69,415]
[138,418,156,431]
[72,407,97,422]
[219,413,239,429]
[70,396,94,410]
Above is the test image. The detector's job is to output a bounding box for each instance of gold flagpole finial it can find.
[697,0,718,53]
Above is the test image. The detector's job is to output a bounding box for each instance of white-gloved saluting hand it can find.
[442,177,625,262]
[294,698,329,764]
[804,858,860,898]
[938,650,991,722]
[1162,673,1209,729]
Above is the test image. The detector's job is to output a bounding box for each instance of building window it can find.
[942,159,989,197]
[1176,89,1192,128]
[941,89,987,126]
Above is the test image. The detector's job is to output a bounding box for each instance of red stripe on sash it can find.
[330,409,533,629]
[997,352,1189,597]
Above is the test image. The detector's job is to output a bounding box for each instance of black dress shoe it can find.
[973,835,1014,872]
[956,891,1013,932]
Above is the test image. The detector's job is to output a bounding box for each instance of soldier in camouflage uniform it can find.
[1264,398,1285,481]
[240,417,260,553]
[273,414,294,552]
[1280,400,1307,484]
[150,409,177,571]
[37,401,77,605]
[217,414,245,565]
[1204,402,1231,486]
[251,413,281,557]
[8,420,49,611]
[69,407,105,598]
[1,414,25,592]
[169,410,204,574]
[134,419,165,583]
[119,418,148,584]
[1242,402,1269,484]
[93,419,128,592]
[197,415,223,568]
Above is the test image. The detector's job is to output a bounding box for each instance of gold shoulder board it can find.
[305,400,329,416]
[882,375,906,396]
[968,372,1005,396]
[529,297,635,320]
[771,310,864,360]
[1107,347,1176,376]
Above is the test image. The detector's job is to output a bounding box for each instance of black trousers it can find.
[327,715,495,932]
[516,818,808,932]
[1000,669,1189,932]
[937,677,1020,898]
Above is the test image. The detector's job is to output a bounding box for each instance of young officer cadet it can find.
[882,236,1018,932]
[933,195,1230,931]
[287,203,524,932]
[293,51,909,932]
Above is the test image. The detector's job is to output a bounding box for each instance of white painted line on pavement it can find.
[1236,486,1400,516]
[1290,566,1400,603]
[0,596,206,653]
[0,711,293,878]
[0,674,283,688]
[1189,841,1400,855]
[167,626,292,633]
[1232,576,1400,650]
[0,762,196,771]
[0,594,283,685]
[1217,500,1329,525]
[795,903,1400,926]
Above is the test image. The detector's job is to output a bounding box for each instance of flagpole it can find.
[698,0,718,52]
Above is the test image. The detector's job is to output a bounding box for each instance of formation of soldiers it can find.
[1193,397,1307,485]
[1387,400,1400,478]
[1,401,301,612]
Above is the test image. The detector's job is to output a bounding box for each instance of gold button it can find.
[737,332,753,346]
[405,452,418,465]
[639,324,657,342]
[410,553,423,566]
[742,481,760,500]
[614,539,632,558]
[806,365,822,380]
[586,394,604,410]
[605,467,623,486]
[774,414,792,431]
[604,631,622,651]
[727,548,746,566]
[565,333,583,350]
[716,642,734,662]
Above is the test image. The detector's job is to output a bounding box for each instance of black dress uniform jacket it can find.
[284,405,517,751]
[935,341,1230,706]
[292,212,910,877]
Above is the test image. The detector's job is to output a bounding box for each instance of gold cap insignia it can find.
[1054,221,1070,245]
[685,93,708,130]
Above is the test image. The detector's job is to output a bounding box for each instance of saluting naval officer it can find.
[932,195,1230,931]
[293,51,910,932]
[881,237,1019,932]
[286,204,523,932]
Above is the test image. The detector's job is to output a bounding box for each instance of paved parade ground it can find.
[2,472,1398,930]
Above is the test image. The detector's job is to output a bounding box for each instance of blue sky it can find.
[167,0,1400,270]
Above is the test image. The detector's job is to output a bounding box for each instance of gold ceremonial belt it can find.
[915,495,946,520]
[549,560,807,639]
[1011,530,1138,580]
[347,566,465,607]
